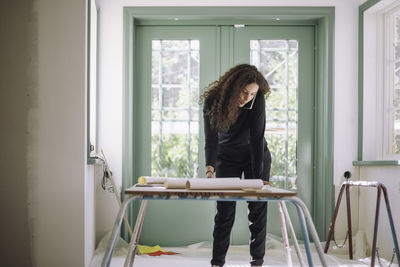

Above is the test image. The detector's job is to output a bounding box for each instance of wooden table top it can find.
[125,185,297,198]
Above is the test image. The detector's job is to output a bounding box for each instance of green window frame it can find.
[123,6,335,239]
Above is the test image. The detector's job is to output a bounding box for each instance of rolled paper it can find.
[185,178,263,190]
[164,178,188,189]
[138,176,166,185]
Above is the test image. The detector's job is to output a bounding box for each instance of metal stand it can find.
[324,181,400,266]
[278,201,305,266]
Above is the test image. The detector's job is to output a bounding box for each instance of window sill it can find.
[352,160,400,166]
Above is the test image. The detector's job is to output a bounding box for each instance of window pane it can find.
[393,110,400,154]
[162,110,189,120]
[268,87,286,108]
[152,85,159,108]
[162,51,188,84]
[260,40,287,49]
[395,15,400,43]
[391,13,400,154]
[163,86,187,107]
[260,51,286,88]
[152,52,160,84]
[151,40,200,177]
[251,39,298,189]
[191,51,200,83]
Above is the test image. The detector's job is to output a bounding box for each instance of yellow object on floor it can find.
[137,245,179,256]
[137,245,166,254]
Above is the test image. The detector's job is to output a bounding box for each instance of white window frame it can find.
[363,0,400,161]
[382,5,400,158]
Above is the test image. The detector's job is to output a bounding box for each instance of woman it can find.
[201,64,271,267]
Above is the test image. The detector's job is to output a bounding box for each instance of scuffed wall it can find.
[0,0,36,266]
[27,0,87,266]
[1,0,94,266]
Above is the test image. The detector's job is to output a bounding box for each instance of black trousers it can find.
[211,147,271,266]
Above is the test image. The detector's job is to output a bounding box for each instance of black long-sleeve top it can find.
[203,90,267,179]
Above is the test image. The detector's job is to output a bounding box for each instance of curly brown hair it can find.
[201,64,270,132]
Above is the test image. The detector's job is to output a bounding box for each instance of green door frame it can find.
[123,6,335,240]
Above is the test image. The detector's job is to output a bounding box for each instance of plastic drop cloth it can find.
[90,231,394,266]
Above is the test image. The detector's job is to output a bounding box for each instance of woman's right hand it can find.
[206,165,214,178]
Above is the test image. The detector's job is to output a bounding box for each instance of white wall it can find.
[1,0,95,266]
[28,0,93,266]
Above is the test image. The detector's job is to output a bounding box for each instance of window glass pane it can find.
[260,51,286,88]
[288,110,297,121]
[391,13,400,154]
[151,40,200,177]
[269,110,287,121]
[260,40,287,49]
[190,40,199,50]
[394,87,400,107]
[190,107,199,121]
[89,0,98,156]
[163,40,189,50]
[268,87,286,108]
[394,62,400,89]
[163,86,187,107]
[152,40,161,50]
[395,15,400,43]
[251,39,298,189]
[393,110,400,154]
[191,51,200,84]
[152,110,160,121]
[152,85,159,108]
[190,86,199,108]
[289,53,299,88]
[162,51,188,84]
[152,52,160,84]
[162,110,189,120]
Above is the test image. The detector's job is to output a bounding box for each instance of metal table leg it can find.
[278,202,293,266]
[290,197,328,267]
[124,200,148,267]
[291,199,314,266]
[281,201,305,266]
[101,196,140,267]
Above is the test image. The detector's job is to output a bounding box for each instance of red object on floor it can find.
[146,251,180,256]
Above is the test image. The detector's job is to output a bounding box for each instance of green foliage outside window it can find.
[151,134,198,178]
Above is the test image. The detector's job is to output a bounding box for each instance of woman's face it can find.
[239,83,259,107]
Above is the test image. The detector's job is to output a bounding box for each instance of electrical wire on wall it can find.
[95,150,133,238]
[101,163,114,193]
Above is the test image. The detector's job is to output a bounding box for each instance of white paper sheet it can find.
[186,178,263,190]
[138,176,166,185]
[164,178,188,189]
